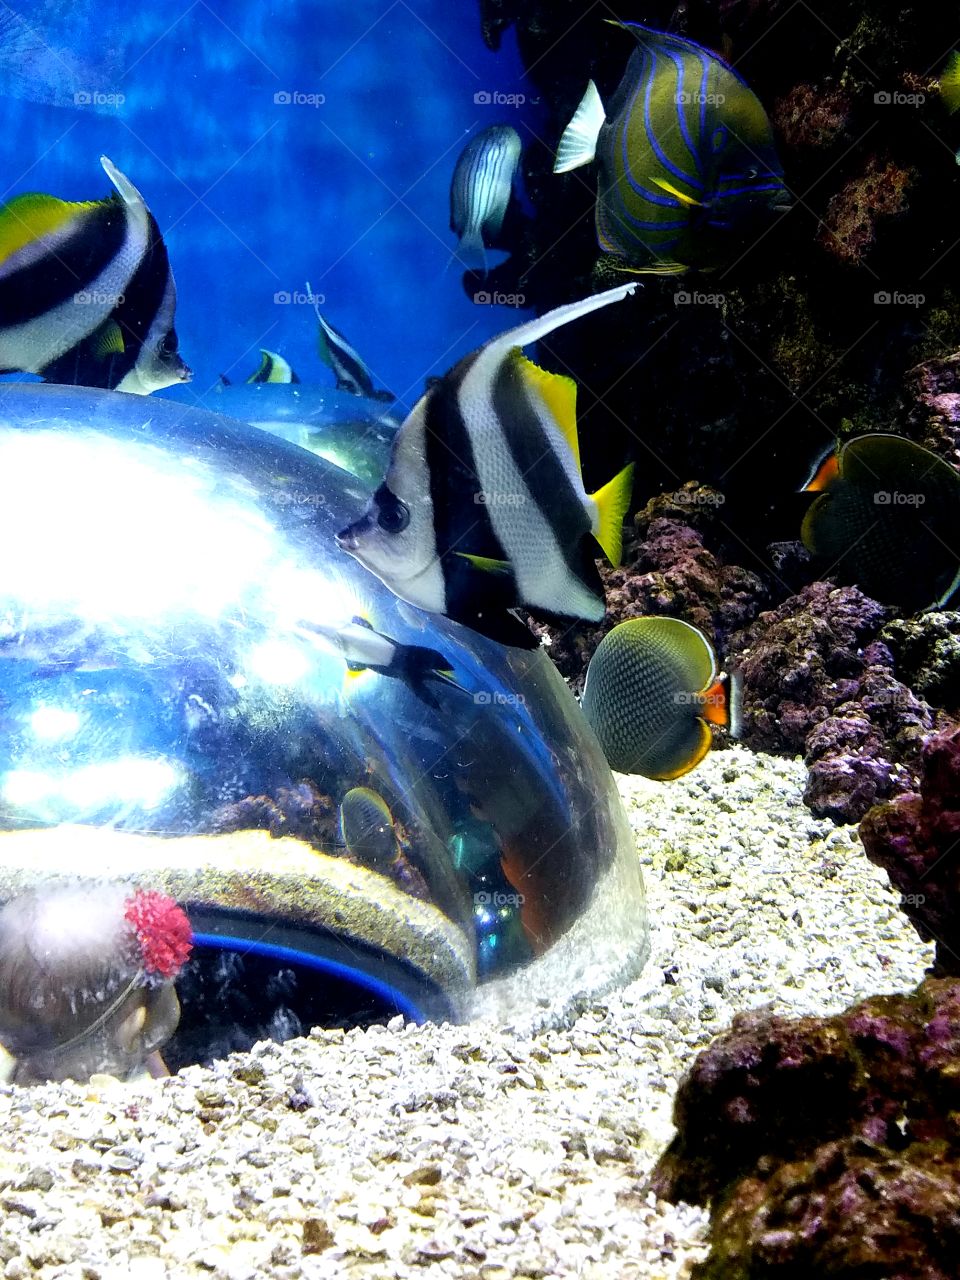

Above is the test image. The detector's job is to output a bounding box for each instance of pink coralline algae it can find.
[651,978,960,1279]
[732,582,935,822]
[773,82,852,149]
[860,724,960,976]
[819,156,915,265]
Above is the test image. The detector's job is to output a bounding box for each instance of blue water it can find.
[1,0,540,400]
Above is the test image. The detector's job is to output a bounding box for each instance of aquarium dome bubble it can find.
[0,384,648,1070]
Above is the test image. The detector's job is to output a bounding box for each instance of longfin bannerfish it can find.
[297,615,466,708]
[553,22,789,272]
[581,617,740,778]
[800,433,960,612]
[449,124,522,274]
[335,284,638,645]
[307,282,393,401]
[0,156,190,394]
[245,349,300,384]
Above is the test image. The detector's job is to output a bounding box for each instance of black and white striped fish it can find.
[449,124,522,274]
[298,615,466,708]
[245,348,299,384]
[0,156,190,394]
[308,283,393,401]
[335,285,637,647]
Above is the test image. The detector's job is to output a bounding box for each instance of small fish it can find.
[941,51,960,113]
[580,617,740,778]
[553,22,789,272]
[339,786,399,869]
[801,433,960,611]
[245,349,300,384]
[298,615,466,707]
[0,156,190,393]
[307,281,394,401]
[450,124,522,273]
[336,285,637,647]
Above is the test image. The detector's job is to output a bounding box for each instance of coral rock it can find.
[819,157,915,265]
[732,583,933,821]
[652,978,960,1279]
[860,725,960,975]
[536,490,768,690]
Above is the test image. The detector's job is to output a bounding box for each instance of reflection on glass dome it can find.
[0,383,648,1073]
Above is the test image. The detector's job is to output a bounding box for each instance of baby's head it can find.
[0,883,192,1084]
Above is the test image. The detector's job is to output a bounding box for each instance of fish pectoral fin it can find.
[91,320,126,359]
[590,462,634,567]
[454,551,513,576]
[554,79,605,173]
[942,50,960,113]
[650,175,704,208]
[512,351,581,475]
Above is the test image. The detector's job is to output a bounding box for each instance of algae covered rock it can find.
[732,583,933,822]
[651,978,960,1279]
[533,486,768,691]
[860,724,960,976]
[882,613,960,714]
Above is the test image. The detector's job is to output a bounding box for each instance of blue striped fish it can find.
[449,124,522,274]
[554,23,789,273]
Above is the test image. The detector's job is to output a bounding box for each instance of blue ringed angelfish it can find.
[553,22,789,273]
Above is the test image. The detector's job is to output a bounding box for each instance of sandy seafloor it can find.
[0,746,933,1280]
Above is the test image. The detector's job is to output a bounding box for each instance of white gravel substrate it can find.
[0,747,933,1280]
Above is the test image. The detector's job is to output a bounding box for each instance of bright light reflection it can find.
[30,707,81,741]
[0,432,277,622]
[247,640,312,686]
[3,757,180,814]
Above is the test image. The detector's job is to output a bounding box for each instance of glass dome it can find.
[0,383,647,1069]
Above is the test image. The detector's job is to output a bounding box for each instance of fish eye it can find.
[158,330,178,357]
[374,486,410,534]
[746,167,759,179]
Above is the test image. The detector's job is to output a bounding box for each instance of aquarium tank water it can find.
[0,0,651,1075]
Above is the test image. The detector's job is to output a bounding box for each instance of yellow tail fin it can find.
[590,462,634,566]
[943,51,960,113]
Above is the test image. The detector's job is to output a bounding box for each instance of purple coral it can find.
[651,978,960,1279]
[860,725,960,975]
[732,584,934,822]
[537,486,768,691]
